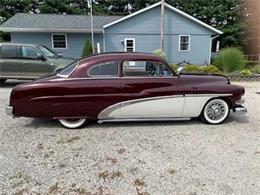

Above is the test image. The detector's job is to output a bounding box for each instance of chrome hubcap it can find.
[206,102,226,121]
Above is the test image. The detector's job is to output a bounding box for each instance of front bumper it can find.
[234,105,247,114]
[5,106,13,116]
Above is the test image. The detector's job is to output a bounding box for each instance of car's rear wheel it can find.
[0,79,7,84]
[200,99,230,124]
[58,118,87,129]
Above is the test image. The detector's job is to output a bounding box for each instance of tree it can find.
[167,0,242,47]
[81,39,93,57]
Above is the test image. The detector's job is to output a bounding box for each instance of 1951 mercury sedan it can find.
[6,52,247,129]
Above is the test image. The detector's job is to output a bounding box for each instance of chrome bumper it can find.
[234,106,247,114]
[5,106,13,116]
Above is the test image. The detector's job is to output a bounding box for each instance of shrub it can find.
[251,65,260,74]
[81,40,93,57]
[153,49,166,59]
[170,64,178,71]
[212,47,245,73]
[245,60,257,69]
[180,64,220,74]
[203,65,220,73]
[240,69,252,76]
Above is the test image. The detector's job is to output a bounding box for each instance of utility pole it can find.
[89,0,95,54]
[160,0,165,51]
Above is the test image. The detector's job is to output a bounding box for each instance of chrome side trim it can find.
[5,106,13,116]
[185,93,232,97]
[98,117,191,124]
[97,95,184,119]
[234,106,247,114]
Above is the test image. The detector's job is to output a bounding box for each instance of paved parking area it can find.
[0,81,260,194]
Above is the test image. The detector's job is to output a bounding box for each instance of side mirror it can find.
[57,52,62,57]
[37,54,46,61]
[177,67,184,75]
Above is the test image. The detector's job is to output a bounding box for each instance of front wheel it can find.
[200,99,230,124]
[58,118,87,129]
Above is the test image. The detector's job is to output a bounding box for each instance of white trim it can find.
[124,38,136,52]
[209,35,220,65]
[51,33,68,50]
[103,29,106,52]
[103,2,223,35]
[179,35,190,51]
[0,27,103,33]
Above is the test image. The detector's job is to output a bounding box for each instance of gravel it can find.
[0,80,260,194]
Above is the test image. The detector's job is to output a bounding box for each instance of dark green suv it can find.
[0,43,75,83]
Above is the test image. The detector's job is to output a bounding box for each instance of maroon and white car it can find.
[6,52,247,128]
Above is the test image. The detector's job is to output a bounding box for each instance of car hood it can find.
[48,57,75,67]
[179,73,230,85]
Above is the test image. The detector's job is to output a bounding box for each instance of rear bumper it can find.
[5,106,13,116]
[234,105,247,114]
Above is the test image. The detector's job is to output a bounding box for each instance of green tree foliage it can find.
[81,39,93,57]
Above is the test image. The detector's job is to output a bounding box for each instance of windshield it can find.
[57,61,78,77]
[38,45,57,58]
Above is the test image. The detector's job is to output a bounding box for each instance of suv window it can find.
[21,46,41,59]
[0,45,18,58]
[88,62,118,77]
[123,61,173,77]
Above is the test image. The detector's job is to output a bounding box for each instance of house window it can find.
[52,33,67,49]
[124,38,135,52]
[179,35,190,51]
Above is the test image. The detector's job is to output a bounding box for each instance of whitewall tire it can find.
[200,99,230,124]
[58,119,87,129]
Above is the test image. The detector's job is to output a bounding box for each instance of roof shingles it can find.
[0,13,122,32]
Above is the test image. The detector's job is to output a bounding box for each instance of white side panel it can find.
[120,97,184,118]
[182,96,212,117]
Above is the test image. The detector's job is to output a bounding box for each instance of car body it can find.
[0,43,75,82]
[6,52,247,128]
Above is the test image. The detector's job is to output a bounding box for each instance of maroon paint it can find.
[9,53,245,119]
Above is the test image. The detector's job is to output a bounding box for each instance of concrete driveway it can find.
[0,81,259,194]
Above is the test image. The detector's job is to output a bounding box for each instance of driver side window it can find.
[123,60,173,77]
[20,46,41,59]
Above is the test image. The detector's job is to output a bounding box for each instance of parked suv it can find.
[0,43,75,83]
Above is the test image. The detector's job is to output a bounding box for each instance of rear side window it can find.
[88,62,118,77]
[0,45,18,58]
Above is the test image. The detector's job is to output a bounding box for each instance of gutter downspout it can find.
[209,35,220,65]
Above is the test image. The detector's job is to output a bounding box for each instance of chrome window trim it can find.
[56,61,79,78]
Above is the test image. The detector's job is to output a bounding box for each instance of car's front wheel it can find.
[58,118,87,129]
[200,99,230,124]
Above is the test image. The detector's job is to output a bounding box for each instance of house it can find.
[0,2,222,64]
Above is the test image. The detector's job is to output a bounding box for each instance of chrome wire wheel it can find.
[202,99,229,124]
[58,118,87,129]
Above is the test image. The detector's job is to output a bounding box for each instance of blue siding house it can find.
[0,2,222,64]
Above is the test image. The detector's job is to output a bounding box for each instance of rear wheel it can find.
[58,118,87,129]
[200,99,230,124]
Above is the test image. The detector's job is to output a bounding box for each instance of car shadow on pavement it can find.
[25,118,208,130]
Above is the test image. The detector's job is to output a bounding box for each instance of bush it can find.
[240,69,252,76]
[251,65,260,74]
[170,64,178,71]
[81,40,93,57]
[212,47,245,73]
[153,49,166,59]
[174,64,220,74]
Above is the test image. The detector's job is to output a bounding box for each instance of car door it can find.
[120,60,185,119]
[19,46,52,78]
[0,45,22,78]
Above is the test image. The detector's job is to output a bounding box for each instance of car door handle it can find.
[192,87,198,90]
[104,88,116,93]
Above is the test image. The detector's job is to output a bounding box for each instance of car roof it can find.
[0,42,39,47]
[79,52,165,66]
